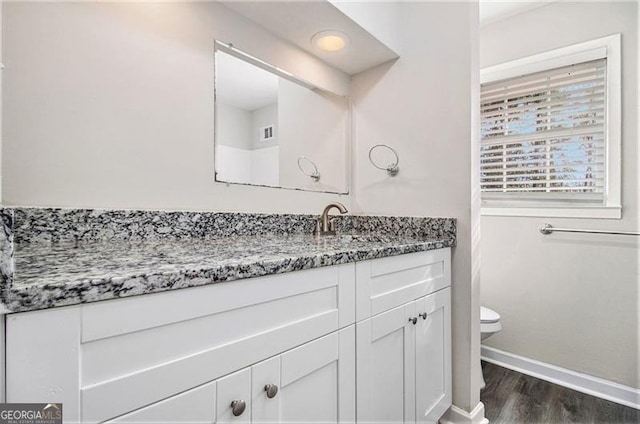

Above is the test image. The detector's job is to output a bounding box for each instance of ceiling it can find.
[480,1,558,26]
[222,1,398,75]
[215,51,278,111]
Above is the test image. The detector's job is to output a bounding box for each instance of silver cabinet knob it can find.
[408,317,417,325]
[419,312,428,320]
[231,400,246,417]
[264,384,279,399]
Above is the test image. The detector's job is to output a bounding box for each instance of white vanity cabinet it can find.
[355,249,452,424]
[105,326,356,424]
[356,290,451,424]
[5,248,450,424]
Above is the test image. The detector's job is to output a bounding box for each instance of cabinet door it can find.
[356,301,416,424]
[272,326,355,424]
[414,288,451,424]
[252,356,281,423]
[216,368,252,424]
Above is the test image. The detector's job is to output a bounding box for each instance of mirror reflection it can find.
[214,42,349,194]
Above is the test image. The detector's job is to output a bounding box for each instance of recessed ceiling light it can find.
[311,30,350,52]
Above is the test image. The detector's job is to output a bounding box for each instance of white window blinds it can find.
[480,58,606,199]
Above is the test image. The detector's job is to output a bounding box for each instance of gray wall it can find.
[480,1,639,389]
[1,2,350,212]
[350,1,480,412]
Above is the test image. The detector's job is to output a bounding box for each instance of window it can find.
[480,35,621,219]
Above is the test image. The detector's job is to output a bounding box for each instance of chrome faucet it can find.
[314,202,348,236]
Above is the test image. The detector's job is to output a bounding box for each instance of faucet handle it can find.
[313,219,323,235]
[328,218,337,232]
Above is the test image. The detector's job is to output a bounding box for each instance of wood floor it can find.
[480,361,640,424]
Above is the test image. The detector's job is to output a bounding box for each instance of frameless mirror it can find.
[214,41,350,194]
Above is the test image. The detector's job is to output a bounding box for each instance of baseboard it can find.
[481,345,640,410]
[439,402,488,424]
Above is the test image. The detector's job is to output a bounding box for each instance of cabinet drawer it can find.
[105,380,217,423]
[355,249,450,321]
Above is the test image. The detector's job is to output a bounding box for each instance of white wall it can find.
[329,1,402,55]
[350,1,480,413]
[1,2,351,213]
[216,103,252,150]
[251,146,279,187]
[251,102,278,150]
[0,1,3,204]
[279,78,349,193]
[480,1,639,389]
[215,145,251,185]
[249,103,279,187]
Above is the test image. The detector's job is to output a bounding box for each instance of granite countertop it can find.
[1,208,457,313]
[5,233,454,313]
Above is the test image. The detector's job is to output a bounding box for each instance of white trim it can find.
[480,35,617,84]
[481,206,621,219]
[480,47,606,84]
[480,34,622,216]
[603,34,622,213]
[481,346,640,410]
[439,402,488,424]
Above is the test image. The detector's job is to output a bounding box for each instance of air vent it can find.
[260,125,275,142]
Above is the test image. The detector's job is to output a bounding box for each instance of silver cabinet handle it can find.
[408,317,417,325]
[231,400,246,417]
[264,384,279,399]
[419,312,428,320]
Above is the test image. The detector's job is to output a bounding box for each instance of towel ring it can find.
[369,144,399,176]
[297,156,320,182]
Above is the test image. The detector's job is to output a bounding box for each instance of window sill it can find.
[481,206,621,219]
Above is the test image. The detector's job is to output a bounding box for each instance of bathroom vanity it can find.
[1,208,454,424]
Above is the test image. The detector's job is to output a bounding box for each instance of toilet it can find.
[481,306,502,341]
[480,306,502,389]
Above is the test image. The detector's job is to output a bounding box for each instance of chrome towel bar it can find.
[539,223,640,236]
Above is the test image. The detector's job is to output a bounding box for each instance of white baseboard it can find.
[439,402,488,424]
[481,345,640,410]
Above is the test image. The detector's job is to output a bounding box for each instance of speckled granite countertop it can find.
[1,208,456,313]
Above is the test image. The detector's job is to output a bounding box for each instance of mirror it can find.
[214,41,350,194]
